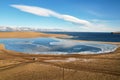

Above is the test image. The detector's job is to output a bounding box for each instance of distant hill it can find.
[0,26,66,32]
[111,32,120,34]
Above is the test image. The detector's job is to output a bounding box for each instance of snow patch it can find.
[44,58,93,62]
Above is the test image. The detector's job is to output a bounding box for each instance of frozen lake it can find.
[0,38,118,54]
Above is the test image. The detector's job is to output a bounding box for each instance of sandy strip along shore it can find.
[0,31,70,38]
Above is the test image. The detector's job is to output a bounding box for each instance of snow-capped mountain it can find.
[0,26,66,32]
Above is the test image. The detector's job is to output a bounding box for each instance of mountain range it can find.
[0,26,66,32]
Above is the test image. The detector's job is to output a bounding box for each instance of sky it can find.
[0,0,120,32]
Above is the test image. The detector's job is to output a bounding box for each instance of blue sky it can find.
[0,0,120,32]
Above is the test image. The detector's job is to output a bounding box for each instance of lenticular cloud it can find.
[11,4,91,26]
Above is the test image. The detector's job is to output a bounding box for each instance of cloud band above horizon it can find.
[10,4,91,26]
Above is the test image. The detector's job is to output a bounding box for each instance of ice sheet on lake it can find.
[0,38,118,54]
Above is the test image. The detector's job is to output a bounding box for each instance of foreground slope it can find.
[0,44,120,80]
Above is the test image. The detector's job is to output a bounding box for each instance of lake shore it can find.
[0,31,70,38]
[0,32,120,80]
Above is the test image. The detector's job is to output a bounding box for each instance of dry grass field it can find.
[0,32,69,38]
[0,43,120,80]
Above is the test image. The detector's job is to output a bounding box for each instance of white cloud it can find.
[62,15,91,26]
[10,4,120,32]
[11,4,91,26]
[87,10,104,17]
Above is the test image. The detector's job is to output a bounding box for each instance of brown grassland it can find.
[0,32,120,80]
[0,31,69,38]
